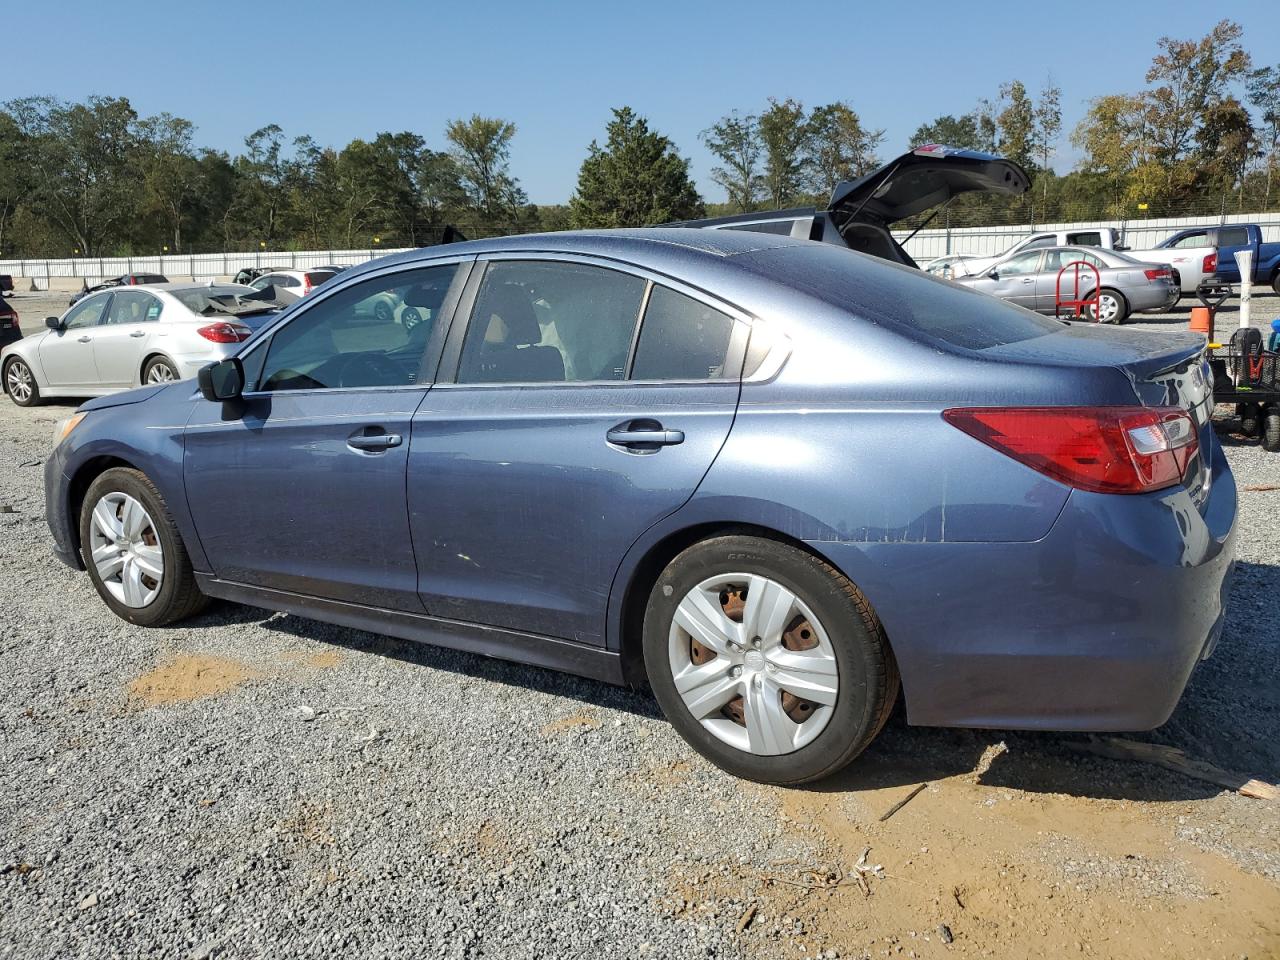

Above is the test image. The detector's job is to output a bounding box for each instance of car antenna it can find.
[837,161,902,237]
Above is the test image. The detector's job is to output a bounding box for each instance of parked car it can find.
[942,228,1124,278]
[954,246,1179,323]
[232,266,287,286]
[1155,223,1280,293]
[1125,236,1218,296]
[69,273,169,307]
[668,145,1031,269]
[0,296,21,350]
[42,229,1235,785]
[923,254,980,279]
[1,283,280,406]
[246,269,338,303]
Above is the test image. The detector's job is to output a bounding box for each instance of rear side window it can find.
[1217,227,1249,247]
[307,271,336,286]
[1066,231,1101,246]
[631,286,736,380]
[755,243,1064,351]
[721,220,797,236]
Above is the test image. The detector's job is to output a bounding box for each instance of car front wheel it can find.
[643,535,899,785]
[79,467,208,626]
[4,357,41,406]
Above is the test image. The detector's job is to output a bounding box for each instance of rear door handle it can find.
[129,330,146,338]
[606,423,685,447]
[347,432,402,451]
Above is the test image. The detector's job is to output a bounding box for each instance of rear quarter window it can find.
[751,243,1064,351]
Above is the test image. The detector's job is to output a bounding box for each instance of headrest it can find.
[478,283,540,346]
[404,281,448,310]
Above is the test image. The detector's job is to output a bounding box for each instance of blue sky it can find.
[6,0,1278,204]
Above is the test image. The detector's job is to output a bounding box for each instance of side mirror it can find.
[987,269,1000,280]
[45,316,63,331]
[198,357,245,402]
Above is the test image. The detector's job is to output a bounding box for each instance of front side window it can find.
[631,285,736,380]
[1171,232,1207,249]
[457,261,646,384]
[256,263,459,391]
[63,295,110,330]
[999,251,1043,276]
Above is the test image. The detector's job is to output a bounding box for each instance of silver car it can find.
[1,284,280,406]
[954,246,1180,323]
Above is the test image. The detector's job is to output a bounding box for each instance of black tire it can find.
[79,467,208,626]
[1264,411,1280,453]
[373,299,393,322]
[3,357,41,407]
[401,306,422,330]
[1271,270,1280,297]
[642,535,899,785]
[141,355,178,385]
[1238,403,1263,438]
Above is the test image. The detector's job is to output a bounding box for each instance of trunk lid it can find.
[826,145,1031,231]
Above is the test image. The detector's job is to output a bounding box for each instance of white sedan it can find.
[1,283,281,406]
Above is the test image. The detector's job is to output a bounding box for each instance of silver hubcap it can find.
[669,573,839,756]
[146,362,176,383]
[88,492,164,608]
[1093,294,1120,322]
[6,361,33,402]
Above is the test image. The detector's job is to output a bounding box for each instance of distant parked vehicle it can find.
[2,283,280,406]
[0,296,21,350]
[1155,224,1280,293]
[924,254,980,279]
[70,273,169,307]
[954,246,1179,323]
[232,266,288,286]
[246,269,338,303]
[313,263,353,274]
[943,228,1124,279]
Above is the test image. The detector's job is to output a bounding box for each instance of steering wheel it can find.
[335,352,403,388]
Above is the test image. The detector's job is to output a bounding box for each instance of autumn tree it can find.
[702,111,763,211]
[758,98,810,207]
[445,115,525,227]
[805,102,883,195]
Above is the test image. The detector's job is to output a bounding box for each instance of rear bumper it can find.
[808,443,1237,731]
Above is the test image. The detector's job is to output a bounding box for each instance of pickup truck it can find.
[1154,223,1280,293]
[941,228,1123,278]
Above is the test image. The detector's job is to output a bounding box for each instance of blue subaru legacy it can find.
[42,229,1235,785]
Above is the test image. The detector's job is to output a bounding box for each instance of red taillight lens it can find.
[1144,268,1170,280]
[196,321,252,343]
[302,276,313,294]
[943,406,1199,494]
[1203,252,1217,274]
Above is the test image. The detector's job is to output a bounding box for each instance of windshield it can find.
[172,286,283,321]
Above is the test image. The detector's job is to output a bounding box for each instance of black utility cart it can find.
[1210,326,1280,452]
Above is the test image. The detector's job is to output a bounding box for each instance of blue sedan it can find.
[42,229,1236,784]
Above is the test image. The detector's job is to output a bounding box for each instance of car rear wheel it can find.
[642,535,898,785]
[1271,270,1280,296]
[1264,410,1280,453]
[1084,288,1129,324]
[4,357,40,406]
[79,467,208,626]
[143,356,177,384]
[374,300,393,322]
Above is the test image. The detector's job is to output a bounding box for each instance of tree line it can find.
[1,18,1276,259]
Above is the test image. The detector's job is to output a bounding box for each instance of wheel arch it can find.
[138,351,178,386]
[66,455,143,561]
[613,520,898,694]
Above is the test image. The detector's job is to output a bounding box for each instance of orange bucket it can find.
[1189,306,1213,335]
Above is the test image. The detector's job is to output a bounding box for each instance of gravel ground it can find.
[0,290,1278,960]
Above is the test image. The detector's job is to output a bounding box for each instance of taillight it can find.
[1203,252,1217,274]
[943,406,1199,495]
[302,275,313,295]
[196,321,252,343]
[1144,268,1170,280]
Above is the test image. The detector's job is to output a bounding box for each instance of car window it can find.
[1066,232,1102,247]
[256,264,460,392]
[306,271,336,286]
[999,251,1043,276]
[1217,227,1249,247]
[248,277,271,291]
[1021,236,1055,250]
[722,219,797,236]
[1170,232,1207,249]
[104,290,160,325]
[281,275,301,288]
[63,295,110,330]
[631,285,737,380]
[457,261,646,384]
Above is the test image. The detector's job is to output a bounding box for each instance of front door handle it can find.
[129,330,146,338]
[77,335,92,343]
[347,432,402,452]
[606,421,685,448]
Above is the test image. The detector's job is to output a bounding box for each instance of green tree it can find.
[0,109,33,256]
[135,113,201,252]
[1246,65,1280,206]
[570,107,703,228]
[909,113,983,150]
[805,103,883,195]
[758,98,809,208]
[445,115,525,227]
[701,111,763,211]
[1196,98,1256,208]
[1034,78,1063,204]
[996,80,1036,171]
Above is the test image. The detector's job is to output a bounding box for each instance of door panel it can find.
[184,390,425,610]
[408,382,738,644]
[93,290,159,386]
[38,294,111,387]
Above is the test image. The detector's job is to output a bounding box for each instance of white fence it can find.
[894,211,1280,262]
[0,247,414,289]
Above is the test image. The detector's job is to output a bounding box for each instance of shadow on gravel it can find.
[175,556,1278,804]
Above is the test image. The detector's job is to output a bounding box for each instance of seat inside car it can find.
[464,284,565,383]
